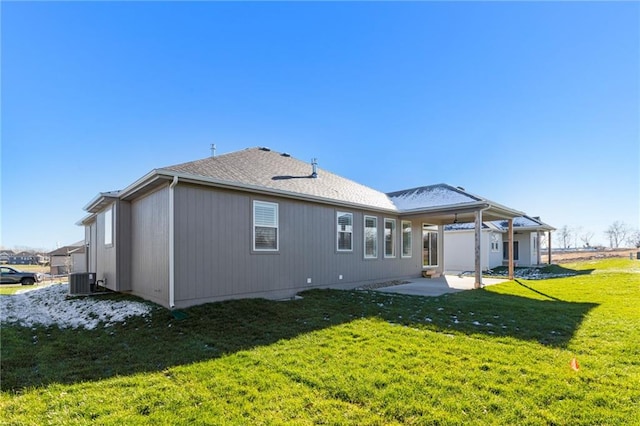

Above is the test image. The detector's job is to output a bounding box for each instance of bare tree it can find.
[604,221,631,248]
[580,230,594,248]
[556,225,574,249]
[539,233,549,250]
[629,230,640,248]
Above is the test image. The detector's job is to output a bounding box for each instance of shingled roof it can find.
[161,147,397,211]
[493,215,555,231]
[387,184,481,211]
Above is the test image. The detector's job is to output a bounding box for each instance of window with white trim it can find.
[384,218,396,258]
[104,206,113,246]
[401,220,412,258]
[337,212,353,251]
[253,201,279,251]
[491,233,500,252]
[422,224,438,267]
[364,216,378,258]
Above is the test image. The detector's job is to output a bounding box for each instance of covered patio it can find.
[389,184,525,289]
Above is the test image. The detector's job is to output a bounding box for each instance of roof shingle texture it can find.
[163,147,397,211]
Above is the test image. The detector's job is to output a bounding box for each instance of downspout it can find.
[169,176,179,308]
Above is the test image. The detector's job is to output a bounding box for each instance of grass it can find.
[1,258,639,425]
[0,285,25,295]
[1,264,48,273]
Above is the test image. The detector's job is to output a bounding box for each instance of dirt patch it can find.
[355,280,411,290]
[544,249,637,263]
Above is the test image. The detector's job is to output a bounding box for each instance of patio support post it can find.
[547,231,552,264]
[508,219,514,280]
[536,231,542,266]
[437,225,445,275]
[474,209,482,289]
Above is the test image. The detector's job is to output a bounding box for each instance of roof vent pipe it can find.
[210,144,216,157]
[311,158,318,178]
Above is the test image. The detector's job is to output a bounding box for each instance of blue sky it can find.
[2,1,638,250]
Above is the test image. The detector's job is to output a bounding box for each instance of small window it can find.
[491,233,500,252]
[254,201,279,251]
[364,216,378,259]
[401,221,412,258]
[384,219,396,258]
[104,206,113,246]
[337,212,353,251]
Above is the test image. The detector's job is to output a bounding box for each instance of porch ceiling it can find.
[399,203,524,225]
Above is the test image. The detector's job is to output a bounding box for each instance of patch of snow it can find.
[1,283,152,330]
[389,186,477,211]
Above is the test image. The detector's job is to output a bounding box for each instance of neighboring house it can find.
[8,251,40,265]
[444,222,504,272]
[444,215,555,272]
[49,242,87,275]
[78,147,527,309]
[0,251,13,264]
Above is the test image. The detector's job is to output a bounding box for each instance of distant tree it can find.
[604,221,631,248]
[539,233,549,250]
[580,230,594,248]
[629,230,640,248]
[556,225,574,249]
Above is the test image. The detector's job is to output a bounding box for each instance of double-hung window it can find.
[384,219,396,258]
[491,233,500,252]
[337,212,353,251]
[401,220,412,258]
[364,216,378,258]
[253,201,279,251]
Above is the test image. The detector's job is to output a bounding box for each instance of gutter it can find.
[169,175,179,308]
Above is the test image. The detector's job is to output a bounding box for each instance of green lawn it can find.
[0,285,25,295]
[1,259,639,425]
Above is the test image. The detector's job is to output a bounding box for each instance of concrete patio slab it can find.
[373,275,509,297]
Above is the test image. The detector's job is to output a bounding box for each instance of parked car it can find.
[0,266,44,285]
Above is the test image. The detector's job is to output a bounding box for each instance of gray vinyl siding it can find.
[92,200,132,292]
[85,221,97,273]
[173,183,423,308]
[130,186,170,307]
[95,204,117,290]
[116,201,131,291]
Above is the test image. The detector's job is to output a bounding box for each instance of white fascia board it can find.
[486,204,526,219]
[398,201,491,215]
[83,192,121,213]
[75,213,97,227]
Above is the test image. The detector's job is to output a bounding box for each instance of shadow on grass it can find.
[1,287,597,392]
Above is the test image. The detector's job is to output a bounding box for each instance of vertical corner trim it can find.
[169,176,179,308]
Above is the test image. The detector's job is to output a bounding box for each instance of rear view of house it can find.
[78,147,532,308]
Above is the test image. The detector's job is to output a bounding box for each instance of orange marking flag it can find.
[570,357,580,371]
